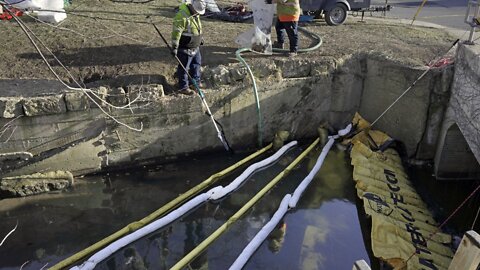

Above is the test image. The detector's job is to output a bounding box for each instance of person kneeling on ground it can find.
[266,0,300,57]
[172,0,206,95]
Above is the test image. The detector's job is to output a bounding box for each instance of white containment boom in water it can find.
[230,124,352,270]
[70,141,298,270]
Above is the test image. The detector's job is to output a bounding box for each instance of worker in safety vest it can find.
[172,0,206,95]
[266,0,300,56]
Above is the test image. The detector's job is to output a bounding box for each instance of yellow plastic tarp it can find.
[348,113,454,270]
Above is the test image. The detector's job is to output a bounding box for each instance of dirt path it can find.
[0,0,456,91]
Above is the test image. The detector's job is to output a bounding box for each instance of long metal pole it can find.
[152,23,232,152]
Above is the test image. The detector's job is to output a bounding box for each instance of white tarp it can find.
[5,0,67,23]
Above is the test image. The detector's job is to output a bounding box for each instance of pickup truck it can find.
[300,0,372,25]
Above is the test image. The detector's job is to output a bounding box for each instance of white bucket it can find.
[37,10,67,23]
[35,0,67,23]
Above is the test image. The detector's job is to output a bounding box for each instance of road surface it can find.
[371,0,471,30]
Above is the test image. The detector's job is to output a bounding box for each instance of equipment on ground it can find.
[208,4,253,23]
[0,6,23,20]
[1,0,66,23]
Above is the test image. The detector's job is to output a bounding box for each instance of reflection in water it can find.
[0,145,371,270]
[184,221,208,270]
[267,220,286,254]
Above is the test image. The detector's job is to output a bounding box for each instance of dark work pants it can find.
[176,48,201,90]
[275,19,299,53]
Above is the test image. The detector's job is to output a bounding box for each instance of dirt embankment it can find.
[0,0,456,92]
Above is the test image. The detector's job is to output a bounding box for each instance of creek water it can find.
[1,141,478,270]
[0,144,375,269]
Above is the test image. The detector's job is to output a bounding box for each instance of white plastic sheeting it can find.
[205,0,221,13]
[70,141,298,270]
[5,0,67,23]
[235,0,275,54]
[229,124,352,270]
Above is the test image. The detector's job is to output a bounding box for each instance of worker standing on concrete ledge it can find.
[172,0,206,95]
[266,0,300,57]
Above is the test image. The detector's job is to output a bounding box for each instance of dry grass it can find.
[0,0,455,88]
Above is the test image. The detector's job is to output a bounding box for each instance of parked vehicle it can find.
[300,0,371,26]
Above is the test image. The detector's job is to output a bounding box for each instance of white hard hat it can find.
[191,0,206,15]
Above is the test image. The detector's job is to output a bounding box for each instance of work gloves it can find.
[171,47,178,56]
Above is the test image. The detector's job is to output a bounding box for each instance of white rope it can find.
[70,141,298,270]
[0,221,18,247]
[230,124,352,270]
[0,115,22,140]
[370,38,460,127]
[1,125,17,143]
[5,8,144,131]
[17,14,144,111]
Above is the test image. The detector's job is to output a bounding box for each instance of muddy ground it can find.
[0,0,456,92]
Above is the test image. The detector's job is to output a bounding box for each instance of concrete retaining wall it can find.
[434,43,480,179]
[0,53,454,177]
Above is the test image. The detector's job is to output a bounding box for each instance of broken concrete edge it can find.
[0,151,33,161]
[0,84,166,118]
[0,54,432,119]
[2,170,74,182]
[0,170,74,198]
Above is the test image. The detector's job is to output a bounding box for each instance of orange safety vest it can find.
[277,0,300,22]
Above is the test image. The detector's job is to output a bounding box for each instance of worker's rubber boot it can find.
[178,88,195,96]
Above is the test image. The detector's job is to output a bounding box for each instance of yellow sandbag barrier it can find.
[50,143,273,270]
[356,178,429,208]
[362,198,451,244]
[354,166,413,187]
[352,159,411,182]
[361,194,439,230]
[348,113,454,270]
